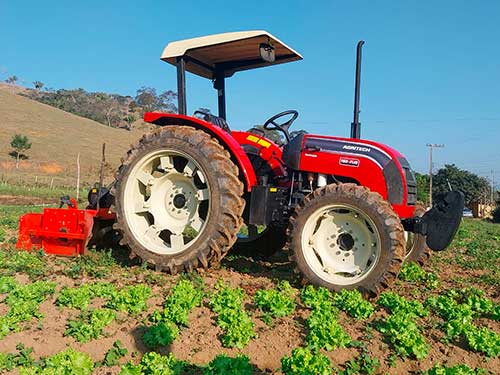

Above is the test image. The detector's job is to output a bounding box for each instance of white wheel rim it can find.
[301,204,381,286]
[123,149,210,255]
[404,231,415,259]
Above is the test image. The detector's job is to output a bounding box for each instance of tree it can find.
[134,87,177,114]
[158,90,177,113]
[433,164,490,206]
[33,81,44,90]
[10,134,32,169]
[493,206,500,223]
[414,172,429,204]
[5,75,18,85]
[124,114,137,130]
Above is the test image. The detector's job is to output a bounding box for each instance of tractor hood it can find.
[283,134,417,218]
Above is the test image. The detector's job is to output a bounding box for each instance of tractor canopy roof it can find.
[161,30,302,79]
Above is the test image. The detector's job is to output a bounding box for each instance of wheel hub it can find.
[337,232,355,251]
[173,193,186,208]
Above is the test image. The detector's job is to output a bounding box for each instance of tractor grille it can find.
[399,158,417,205]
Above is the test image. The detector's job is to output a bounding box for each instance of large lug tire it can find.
[404,204,431,265]
[232,224,287,259]
[113,126,245,273]
[287,183,405,297]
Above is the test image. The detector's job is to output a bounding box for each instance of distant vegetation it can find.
[415,165,494,208]
[32,81,44,90]
[433,164,492,206]
[22,86,177,130]
[4,76,18,85]
[9,134,31,169]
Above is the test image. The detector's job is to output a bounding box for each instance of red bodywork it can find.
[231,130,287,179]
[16,199,114,256]
[296,134,416,218]
[143,113,416,219]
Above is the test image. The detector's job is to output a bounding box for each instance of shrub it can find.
[492,206,500,223]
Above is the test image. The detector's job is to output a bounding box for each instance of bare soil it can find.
[0,195,58,205]
[0,248,498,374]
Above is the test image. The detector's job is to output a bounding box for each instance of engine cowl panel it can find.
[283,134,417,218]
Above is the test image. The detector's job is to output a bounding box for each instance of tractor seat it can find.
[282,132,305,170]
[194,109,231,133]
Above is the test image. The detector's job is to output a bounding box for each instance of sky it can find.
[1,0,499,186]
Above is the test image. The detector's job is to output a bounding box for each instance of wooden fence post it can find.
[76,153,80,201]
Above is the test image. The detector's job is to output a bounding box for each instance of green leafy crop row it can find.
[254,280,296,324]
[105,284,151,315]
[209,280,256,348]
[281,347,332,375]
[56,282,116,310]
[425,363,486,375]
[300,286,351,351]
[19,348,94,375]
[0,280,56,339]
[120,352,253,375]
[333,289,374,320]
[377,311,429,359]
[0,249,47,279]
[64,308,116,342]
[377,292,429,359]
[398,262,439,288]
[144,279,204,349]
[426,288,500,357]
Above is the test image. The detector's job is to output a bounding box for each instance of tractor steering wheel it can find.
[263,110,299,143]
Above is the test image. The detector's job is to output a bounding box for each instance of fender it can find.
[231,131,287,179]
[143,112,257,191]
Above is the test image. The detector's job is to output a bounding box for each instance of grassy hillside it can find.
[0,87,146,188]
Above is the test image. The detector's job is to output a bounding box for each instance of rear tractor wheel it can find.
[113,126,245,273]
[288,183,405,297]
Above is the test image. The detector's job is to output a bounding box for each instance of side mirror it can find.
[259,43,275,63]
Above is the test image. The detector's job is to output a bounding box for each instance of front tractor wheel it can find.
[404,204,431,265]
[113,126,244,273]
[288,184,405,296]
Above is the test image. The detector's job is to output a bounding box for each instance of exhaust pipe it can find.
[350,40,365,139]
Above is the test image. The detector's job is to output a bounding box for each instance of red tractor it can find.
[19,31,464,296]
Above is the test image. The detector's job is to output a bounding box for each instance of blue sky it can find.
[1,1,499,186]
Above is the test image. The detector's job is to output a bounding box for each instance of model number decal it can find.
[339,157,360,167]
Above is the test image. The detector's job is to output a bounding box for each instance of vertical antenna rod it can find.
[426,143,445,207]
[351,40,365,139]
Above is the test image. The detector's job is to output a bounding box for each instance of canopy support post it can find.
[176,56,187,115]
[214,69,226,120]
